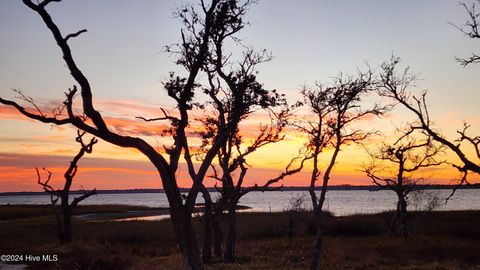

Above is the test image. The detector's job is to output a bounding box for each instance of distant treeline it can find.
[1,184,479,196]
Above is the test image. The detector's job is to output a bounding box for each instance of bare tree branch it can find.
[240,152,311,196]
[297,68,390,269]
[362,129,444,236]
[64,29,87,42]
[34,0,62,9]
[136,108,180,123]
[450,1,480,66]
[378,56,480,195]
[36,131,97,243]
[2,1,275,267]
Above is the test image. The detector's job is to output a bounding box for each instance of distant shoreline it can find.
[1,184,479,196]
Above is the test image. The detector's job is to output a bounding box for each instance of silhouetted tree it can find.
[205,110,308,262]
[199,185,214,263]
[297,71,387,270]
[363,131,444,236]
[450,0,480,66]
[193,69,307,261]
[175,1,291,265]
[0,1,273,269]
[36,130,97,243]
[378,56,480,199]
[197,185,223,262]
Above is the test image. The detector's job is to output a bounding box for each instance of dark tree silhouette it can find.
[450,0,480,66]
[363,131,444,236]
[201,107,309,262]
[36,130,97,243]
[173,1,290,265]
[297,71,388,270]
[378,56,480,199]
[191,55,307,261]
[199,185,224,261]
[198,185,217,263]
[0,1,274,269]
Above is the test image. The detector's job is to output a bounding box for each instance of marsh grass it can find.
[1,206,479,269]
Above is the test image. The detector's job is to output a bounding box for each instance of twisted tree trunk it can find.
[171,209,204,270]
[62,206,72,243]
[394,191,408,237]
[223,202,237,262]
[201,188,213,264]
[213,204,223,259]
[310,215,324,270]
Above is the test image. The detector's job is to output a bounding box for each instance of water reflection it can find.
[115,214,170,222]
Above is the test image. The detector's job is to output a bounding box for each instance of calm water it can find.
[0,189,479,216]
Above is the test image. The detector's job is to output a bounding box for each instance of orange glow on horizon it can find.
[1,98,478,192]
[0,148,471,192]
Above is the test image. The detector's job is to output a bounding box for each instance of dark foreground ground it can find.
[0,205,479,269]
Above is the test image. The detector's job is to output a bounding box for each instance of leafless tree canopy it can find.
[296,71,389,270]
[297,71,387,212]
[0,0,280,269]
[378,56,480,198]
[185,45,308,261]
[450,0,480,66]
[363,129,444,236]
[203,107,309,262]
[37,130,97,243]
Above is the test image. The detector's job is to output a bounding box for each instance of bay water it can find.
[1,189,479,216]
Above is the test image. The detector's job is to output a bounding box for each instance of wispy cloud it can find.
[0,97,283,142]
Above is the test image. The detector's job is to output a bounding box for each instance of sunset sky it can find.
[0,0,479,192]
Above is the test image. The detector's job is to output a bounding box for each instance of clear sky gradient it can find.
[0,0,479,191]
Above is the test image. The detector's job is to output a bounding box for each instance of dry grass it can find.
[0,206,479,269]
